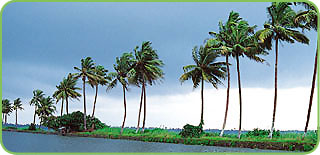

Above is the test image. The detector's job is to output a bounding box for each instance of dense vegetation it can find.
[43,111,106,132]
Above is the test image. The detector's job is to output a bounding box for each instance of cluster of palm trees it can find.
[2,98,24,127]
[180,2,317,139]
[51,41,164,134]
[1,2,317,139]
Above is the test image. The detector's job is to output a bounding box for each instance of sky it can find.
[2,2,318,130]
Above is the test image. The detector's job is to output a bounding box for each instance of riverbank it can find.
[2,127,317,152]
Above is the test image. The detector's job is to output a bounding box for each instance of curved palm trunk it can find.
[200,78,204,124]
[236,55,242,139]
[5,114,7,124]
[142,82,147,133]
[82,77,87,131]
[120,85,127,135]
[15,109,18,127]
[33,106,37,124]
[303,46,318,139]
[270,38,279,139]
[220,55,230,137]
[66,95,69,115]
[92,85,98,117]
[60,100,64,116]
[136,86,144,133]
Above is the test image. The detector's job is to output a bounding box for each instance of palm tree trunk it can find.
[220,55,230,137]
[136,85,144,133]
[33,106,37,124]
[66,95,69,114]
[121,85,127,135]
[200,77,204,124]
[303,46,318,139]
[16,109,18,127]
[270,37,279,139]
[60,100,64,116]
[82,77,87,131]
[92,85,98,117]
[5,114,7,124]
[142,82,147,133]
[236,55,242,139]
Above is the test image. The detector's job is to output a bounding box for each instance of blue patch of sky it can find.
[2,2,317,100]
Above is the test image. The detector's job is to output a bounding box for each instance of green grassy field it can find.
[3,126,318,151]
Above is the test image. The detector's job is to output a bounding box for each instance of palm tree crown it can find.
[180,45,226,125]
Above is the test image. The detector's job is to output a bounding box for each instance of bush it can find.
[42,111,106,132]
[179,123,203,138]
[28,123,36,130]
[246,128,280,138]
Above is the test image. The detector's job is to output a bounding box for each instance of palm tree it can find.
[89,65,109,118]
[207,11,241,137]
[74,57,95,130]
[30,89,44,125]
[180,45,226,126]
[36,96,56,128]
[294,2,317,139]
[53,84,66,116]
[13,98,24,127]
[108,52,134,134]
[53,73,81,116]
[209,11,267,139]
[257,2,309,138]
[2,99,12,124]
[129,41,164,133]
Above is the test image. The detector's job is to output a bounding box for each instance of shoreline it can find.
[2,129,315,152]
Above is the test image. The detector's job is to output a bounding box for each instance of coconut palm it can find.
[257,2,309,138]
[207,11,242,137]
[53,84,66,116]
[36,96,56,128]
[89,65,109,118]
[294,2,317,139]
[108,52,134,134]
[30,89,44,125]
[209,11,267,139]
[13,98,24,127]
[74,57,96,130]
[2,99,12,124]
[180,45,226,126]
[53,73,81,116]
[129,41,164,133]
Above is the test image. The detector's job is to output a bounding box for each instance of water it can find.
[2,131,287,153]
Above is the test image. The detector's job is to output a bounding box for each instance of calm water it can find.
[2,131,287,153]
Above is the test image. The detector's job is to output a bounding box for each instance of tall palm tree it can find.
[74,57,95,130]
[180,45,226,126]
[207,11,242,137]
[13,98,24,127]
[30,89,44,125]
[2,99,12,124]
[36,96,56,128]
[53,84,66,116]
[129,41,164,133]
[108,52,134,135]
[210,11,267,139]
[53,73,81,116]
[257,2,309,138]
[89,65,109,118]
[294,2,317,139]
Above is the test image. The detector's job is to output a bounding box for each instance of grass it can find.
[3,126,318,151]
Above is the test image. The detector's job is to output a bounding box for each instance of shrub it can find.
[179,123,203,138]
[42,111,106,132]
[246,128,280,138]
[28,123,36,130]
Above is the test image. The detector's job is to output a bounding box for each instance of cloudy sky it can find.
[2,2,318,130]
